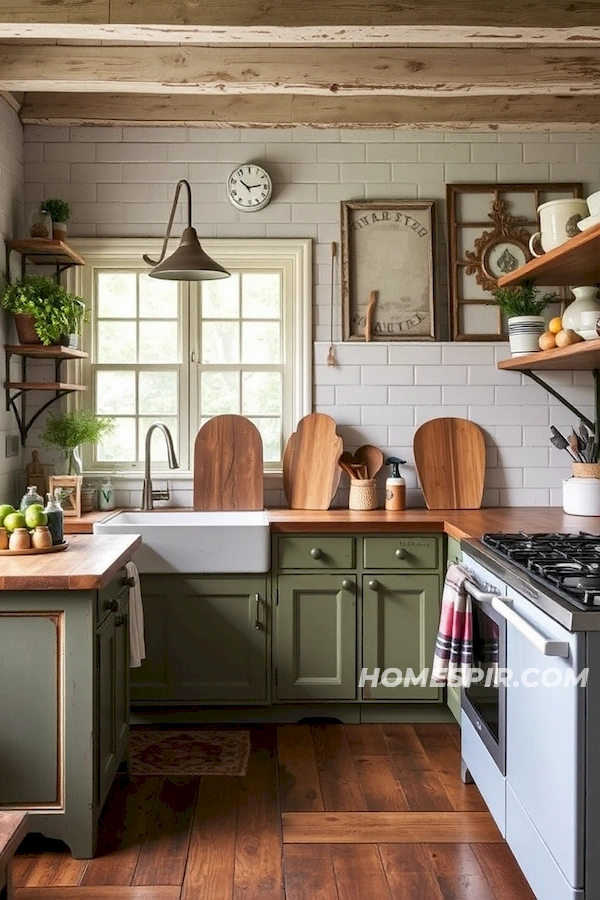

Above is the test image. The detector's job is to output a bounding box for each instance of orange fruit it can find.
[549,316,562,334]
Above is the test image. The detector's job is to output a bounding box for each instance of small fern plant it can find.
[491,281,557,318]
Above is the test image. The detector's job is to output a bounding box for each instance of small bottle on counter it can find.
[98,479,115,511]
[44,491,64,545]
[385,457,407,511]
[19,484,44,513]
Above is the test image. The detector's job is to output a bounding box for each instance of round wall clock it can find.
[227,164,272,212]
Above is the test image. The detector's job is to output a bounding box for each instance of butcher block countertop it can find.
[267,507,600,540]
[0,534,141,591]
[69,506,600,542]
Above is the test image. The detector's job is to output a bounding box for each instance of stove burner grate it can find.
[481,532,600,608]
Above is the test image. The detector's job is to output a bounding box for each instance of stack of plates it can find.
[577,214,600,232]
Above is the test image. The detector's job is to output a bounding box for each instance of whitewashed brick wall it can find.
[0,99,23,501]
[22,125,600,507]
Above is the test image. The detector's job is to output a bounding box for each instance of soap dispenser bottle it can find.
[385,457,406,511]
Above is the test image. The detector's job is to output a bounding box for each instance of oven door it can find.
[461,582,507,775]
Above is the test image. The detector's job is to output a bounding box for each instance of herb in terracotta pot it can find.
[0,274,87,346]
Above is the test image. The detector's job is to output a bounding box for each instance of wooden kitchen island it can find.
[0,534,141,859]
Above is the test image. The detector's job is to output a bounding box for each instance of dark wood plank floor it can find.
[12,724,535,900]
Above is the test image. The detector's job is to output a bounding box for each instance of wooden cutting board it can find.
[413,417,486,510]
[283,413,343,509]
[193,415,263,510]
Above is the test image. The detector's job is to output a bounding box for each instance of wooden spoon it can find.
[355,444,384,479]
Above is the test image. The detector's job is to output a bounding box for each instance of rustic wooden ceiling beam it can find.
[3,45,600,95]
[19,92,600,129]
[1,1,600,44]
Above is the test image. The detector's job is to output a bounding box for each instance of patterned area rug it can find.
[129,730,251,776]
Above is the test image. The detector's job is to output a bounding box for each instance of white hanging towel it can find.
[126,560,146,668]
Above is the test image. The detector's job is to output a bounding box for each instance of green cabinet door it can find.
[275,574,357,701]
[0,613,59,805]
[133,575,268,702]
[362,574,441,701]
[97,602,129,808]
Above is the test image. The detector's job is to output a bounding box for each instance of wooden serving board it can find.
[0,541,69,555]
[193,415,263,510]
[413,417,486,510]
[283,413,343,509]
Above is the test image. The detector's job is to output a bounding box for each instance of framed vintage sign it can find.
[447,182,583,341]
[341,200,436,341]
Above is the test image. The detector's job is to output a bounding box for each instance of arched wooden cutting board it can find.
[413,417,486,509]
[193,415,263,510]
[283,413,343,509]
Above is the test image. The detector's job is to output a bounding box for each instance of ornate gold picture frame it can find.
[447,183,583,341]
[341,200,436,342]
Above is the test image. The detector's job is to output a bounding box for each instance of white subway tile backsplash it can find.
[18,124,600,508]
[415,365,467,385]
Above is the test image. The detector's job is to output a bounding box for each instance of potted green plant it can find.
[0,274,87,346]
[40,198,71,241]
[40,408,115,475]
[491,281,557,356]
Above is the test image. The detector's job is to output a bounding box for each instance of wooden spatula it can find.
[355,444,384,479]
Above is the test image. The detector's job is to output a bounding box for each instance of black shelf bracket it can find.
[7,387,80,447]
[522,369,600,459]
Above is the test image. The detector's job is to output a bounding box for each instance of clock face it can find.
[227,164,272,212]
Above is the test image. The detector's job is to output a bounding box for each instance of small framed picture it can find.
[48,475,82,518]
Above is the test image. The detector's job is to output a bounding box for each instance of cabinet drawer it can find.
[278,536,355,570]
[363,535,439,570]
[97,568,129,623]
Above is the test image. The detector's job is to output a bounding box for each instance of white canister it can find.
[98,479,116,511]
[562,477,600,516]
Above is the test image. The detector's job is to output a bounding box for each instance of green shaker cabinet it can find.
[132,575,268,702]
[0,570,131,859]
[362,574,440,700]
[275,574,357,700]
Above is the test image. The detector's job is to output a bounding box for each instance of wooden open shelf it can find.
[6,239,85,268]
[498,339,600,372]
[5,382,86,392]
[5,344,88,360]
[497,221,600,287]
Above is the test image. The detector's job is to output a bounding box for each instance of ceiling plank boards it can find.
[19,92,600,129]
[1,1,600,44]
[3,45,600,95]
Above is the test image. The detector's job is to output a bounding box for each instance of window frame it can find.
[68,237,312,476]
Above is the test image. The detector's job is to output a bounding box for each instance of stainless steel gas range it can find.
[460,532,600,900]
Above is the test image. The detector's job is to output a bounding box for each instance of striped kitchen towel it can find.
[431,563,473,683]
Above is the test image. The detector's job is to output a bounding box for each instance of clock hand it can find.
[247,184,264,190]
[239,180,251,190]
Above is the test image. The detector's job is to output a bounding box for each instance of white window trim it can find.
[67,237,312,477]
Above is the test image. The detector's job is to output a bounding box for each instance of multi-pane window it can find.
[71,238,311,473]
[93,272,182,465]
[197,272,283,462]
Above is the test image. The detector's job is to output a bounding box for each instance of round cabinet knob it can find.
[310,547,323,559]
[341,579,353,591]
[368,579,380,591]
[395,548,408,560]
[104,599,120,612]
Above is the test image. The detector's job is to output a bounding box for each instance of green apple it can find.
[25,504,48,529]
[3,511,26,533]
[0,504,16,526]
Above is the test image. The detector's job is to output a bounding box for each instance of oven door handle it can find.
[464,580,569,658]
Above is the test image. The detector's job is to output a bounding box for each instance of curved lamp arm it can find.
[143,179,192,267]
